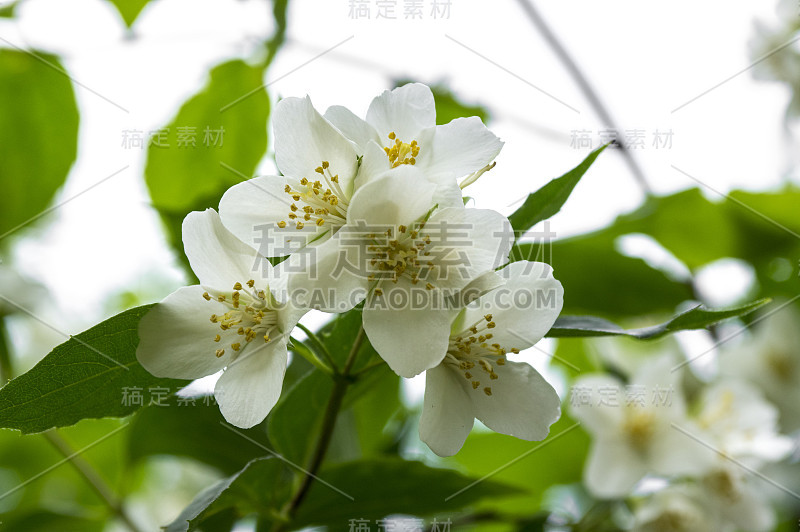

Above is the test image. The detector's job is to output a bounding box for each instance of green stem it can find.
[0,316,12,383]
[295,323,338,374]
[275,325,367,530]
[43,431,145,532]
[289,336,334,376]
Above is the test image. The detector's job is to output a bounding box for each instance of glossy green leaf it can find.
[0,49,79,238]
[144,59,269,279]
[127,403,270,474]
[0,305,188,433]
[510,234,693,319]
[546,298,770,339]
[508,145,606,238]
[166,457,290,532]
[105,0,150,27]
[291,457,522,528]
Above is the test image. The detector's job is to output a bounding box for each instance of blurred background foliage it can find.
[0,0,799,530]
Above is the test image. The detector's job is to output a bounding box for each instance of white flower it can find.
[418,261,563,456]
[570,356,715,499]
[689,379,793,532]
[694,379,793,462]
[136,209,305,428]
[697,463,780,532]
[632,486,718,532]
[719,303,800,432]
[219,96,361,257]
[288,167,514,378]
[325,82,503,189]
[219,83,499,259]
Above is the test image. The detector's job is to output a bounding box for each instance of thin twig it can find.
[515,0,653,196]
[0,317,12,384]
[43,431,145,532]
[274,325,368,530]
[295,323,339,374]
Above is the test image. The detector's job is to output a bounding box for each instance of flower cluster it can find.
[137,84,565,455]
[570,309,800,532]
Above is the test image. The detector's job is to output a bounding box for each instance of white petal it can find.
[459,261,563,350]
[285,235,369,313]
[219,175,325,256]
[415,117,503,182]
[353,140,392,190]
[347,166,437,228]
[183,209,270,291]
[470,360,561,441]
[366,83,435,141]
[215,338,289,428]
[137,286,233,379]
[363,279,454,378]
[324,105,380,152]
[273,96,359,194]
[432,179,467,210]
[423,207,514,290]
[419,364,475,457]
[584,437,648,498]
[568,375,625,435]
[648,422,716,476]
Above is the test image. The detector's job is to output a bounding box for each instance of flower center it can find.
[384,131,420,168]
[704,469,741,502]
[444,314,519,397]
[203,280,280,359]
[279,161,349,231]
[623,409,656,452]
[765,347,796,382]
[366,224,438,291]
[648,508,701,532]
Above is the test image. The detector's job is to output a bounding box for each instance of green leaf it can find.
[350,366,404,457]
[0,510,104,532]
[510,234,693,319]
[166,457,290,532]
[0,1,18,18]
[267,369,332,466]
[316,309,379,371]
[447,413,589,513]
[0,49,79,238]
[0,305,188,433]
[144,59,269,277]
[127,403,270,474]
[508,145,606,238]
[105,0,150,27]
[291,457,522,528]
[546,298,770,339]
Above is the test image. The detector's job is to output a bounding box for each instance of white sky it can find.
[1,0,797,363]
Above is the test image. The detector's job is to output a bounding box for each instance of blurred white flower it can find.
[719,304,800,432]
[289,168,513,378]
[137,209,305,428]
[324,82,503,189]
[570,356,714,498]
[418,261,563,456]
[632,486,718,532]
[694,379,794,462]
[689,379,794,532]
